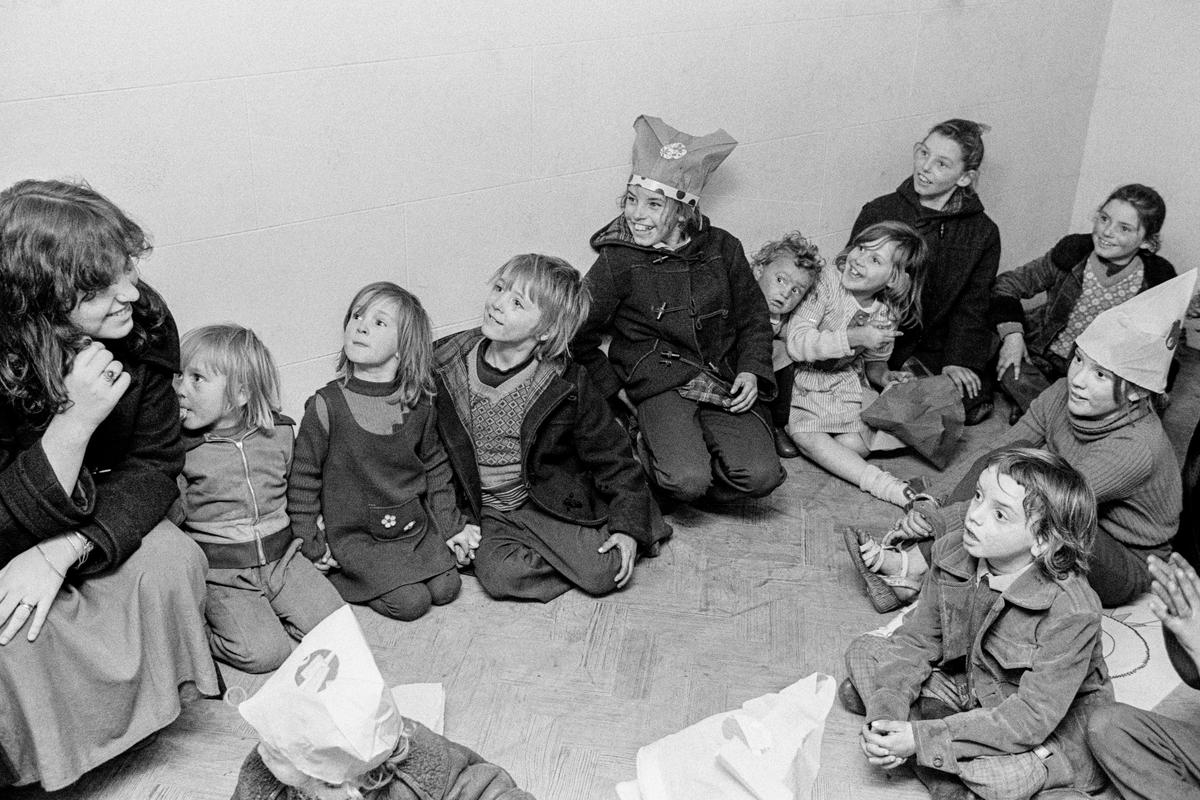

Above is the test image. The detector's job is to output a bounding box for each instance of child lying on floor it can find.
[232,607,535,800]
[840,448,1112,800]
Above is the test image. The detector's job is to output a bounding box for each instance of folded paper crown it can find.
[239,606,402,784]
[628,115,736,208]
[1074,268,1197,393]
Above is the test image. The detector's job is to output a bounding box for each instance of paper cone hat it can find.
[1074,268,1197,393]
[238,606,401,784]
[628,115,736,207]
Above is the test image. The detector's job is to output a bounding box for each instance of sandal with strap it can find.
[843,527,922,613]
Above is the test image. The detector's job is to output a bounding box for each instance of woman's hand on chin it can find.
[58,341,130,434]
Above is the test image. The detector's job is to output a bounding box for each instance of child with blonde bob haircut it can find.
[433,254,670,601]
[841,447,1112,800]
[177,323,343,673]
[786,221,929,507]
[289,283,475,622]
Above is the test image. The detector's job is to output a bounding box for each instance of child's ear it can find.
[234,386,250,408]
[1030,535,1050,559]
[955,168,978,189]
[751,264,763,280]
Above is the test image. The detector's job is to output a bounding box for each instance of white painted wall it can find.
[1071,0,1199,275]
[0,0,1111,418]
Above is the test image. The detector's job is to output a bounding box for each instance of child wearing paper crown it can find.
[287,283,477,621]
[572,115,786,504]
[785,221,930,508]
[432,254,669,602]
[233,606,536,800]
[849,270,1192,611]
[840,448,1113,800]
[749,231,824,459]
[177,324,344,673]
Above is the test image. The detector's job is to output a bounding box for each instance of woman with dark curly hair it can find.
[0,179,217,790]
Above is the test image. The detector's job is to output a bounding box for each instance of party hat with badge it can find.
[628,115,737,208]
[1074,268,1198,393]
[238,605,402,783]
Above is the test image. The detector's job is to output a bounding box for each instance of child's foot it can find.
[859,538,928,604]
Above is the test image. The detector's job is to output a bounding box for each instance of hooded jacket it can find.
[852,180,1001,374]
[573,215,775,404]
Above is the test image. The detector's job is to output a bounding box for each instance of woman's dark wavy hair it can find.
[0,179,169,422]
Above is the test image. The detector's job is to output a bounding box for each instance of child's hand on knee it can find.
[726,372,758,414]
[599,533,637,588]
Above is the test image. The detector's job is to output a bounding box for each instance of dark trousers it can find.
[636,390,785,503]
[770,363,796,428]
[473,503,622,602]
[1088,702,1200,800]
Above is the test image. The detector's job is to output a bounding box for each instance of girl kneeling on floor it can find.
[288,283,476,621]
[572,115,785,505]
[786,221,929,508]
[433,254,669,602]
[850,270,1190,611]
[841,448,1112,800]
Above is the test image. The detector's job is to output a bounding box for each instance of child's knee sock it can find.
[858,464,911,508]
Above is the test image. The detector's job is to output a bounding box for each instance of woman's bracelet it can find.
[35,543,67,580]
[67,533,94,567]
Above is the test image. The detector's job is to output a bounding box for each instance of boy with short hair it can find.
[840,447,1112,800]
[749,231,823,458]
[432,254,669,602]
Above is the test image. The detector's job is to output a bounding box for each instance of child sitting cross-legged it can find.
[432,254,670,602]
[749,231,824,459]
[840,447,1112,800]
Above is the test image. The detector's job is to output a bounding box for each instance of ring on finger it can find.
[16,601,34,611]
[103,368,120,383]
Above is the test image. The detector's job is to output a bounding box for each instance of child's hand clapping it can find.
[847,325,900,351]
[860,720,915,769]
[1149,553,1200,667]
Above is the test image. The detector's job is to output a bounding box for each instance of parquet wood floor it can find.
[15,350,1200,800]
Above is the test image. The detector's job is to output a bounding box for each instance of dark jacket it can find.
[990,233,1177,359]
[0,290,183,571]
[852,180,1001,374]
[432,329,665,549]
[863,526,1112,790]
[573,215,776,404]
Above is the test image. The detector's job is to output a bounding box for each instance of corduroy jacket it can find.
[852,180,1001,374]
[573,215,776,404]
[990,233,1177,359]
[862,527,1112,790]
[432,329,666,549]
[0,289,183,571]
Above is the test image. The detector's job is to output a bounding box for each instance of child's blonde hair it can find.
[180,324,281,434]
[337,282,434,408]
[985,447,1096,580]
[836,221,927,328]
[750,230,824,278]
[488,254,590,361]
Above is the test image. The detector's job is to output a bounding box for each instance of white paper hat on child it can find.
[1074,268,1198,393]
[238,606,402,784]
[628,115,737,208]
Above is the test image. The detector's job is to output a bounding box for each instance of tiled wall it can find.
[0,0,1112,418]
[1071,0,1198,275]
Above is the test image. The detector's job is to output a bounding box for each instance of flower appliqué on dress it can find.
[381,514,397,528]
[659,142,687,160]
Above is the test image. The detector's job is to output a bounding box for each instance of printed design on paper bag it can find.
[381,514,397,529]
[660,142,687,160]
[1166,319,1182,351]
[294,649,340,692]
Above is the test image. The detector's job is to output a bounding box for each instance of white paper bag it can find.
[618,673,835,800]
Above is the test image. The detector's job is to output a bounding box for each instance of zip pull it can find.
[653,302,667,320]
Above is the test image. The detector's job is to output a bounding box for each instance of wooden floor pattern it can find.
[16,350,1200,800]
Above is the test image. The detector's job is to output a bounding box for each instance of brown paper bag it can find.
[861,375,964,470]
